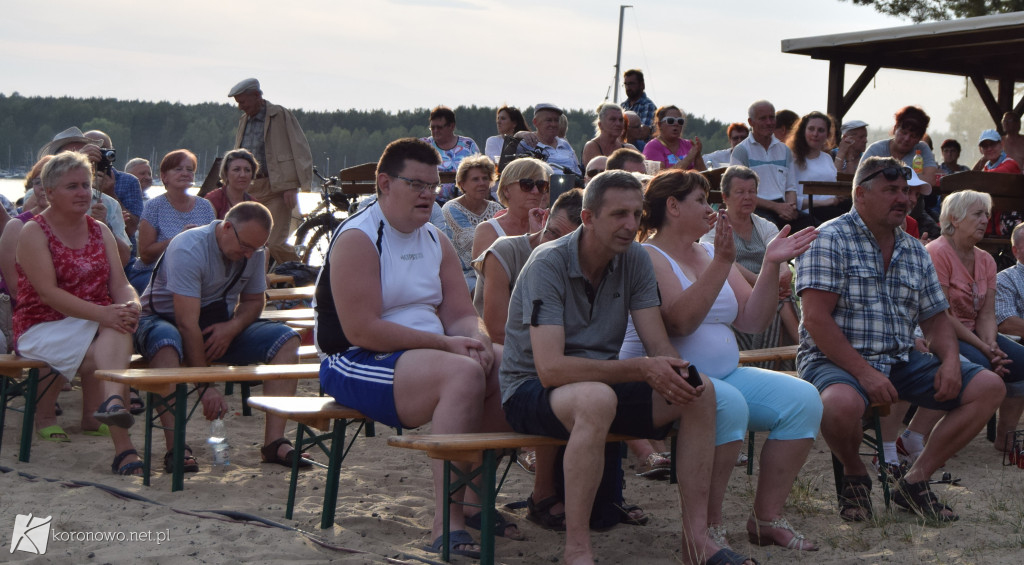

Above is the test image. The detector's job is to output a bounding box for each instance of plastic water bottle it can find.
[208,419,229,468]
[912,150,924,174]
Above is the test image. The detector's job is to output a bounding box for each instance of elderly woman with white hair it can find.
[910,190,1024,453]
[901,188,1024,454]
[581,102,637,166]
[442,155,504,291]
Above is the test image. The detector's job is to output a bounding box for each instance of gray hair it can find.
[124,158,150,172]
[592,102,624,133]
[854,156,904,198]
[747,100,774,120]
[583,170,642,215]
[1012,221,1024,248]
[939,189,991,237]
[721,165,760,197]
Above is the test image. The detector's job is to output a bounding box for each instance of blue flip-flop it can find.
[425,529,481,559]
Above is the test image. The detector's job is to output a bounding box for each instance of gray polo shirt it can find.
[499,227,661,403]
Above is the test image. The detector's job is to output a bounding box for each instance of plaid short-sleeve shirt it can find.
[796,209,948,375]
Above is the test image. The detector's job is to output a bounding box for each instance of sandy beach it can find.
[2,377,1023,564]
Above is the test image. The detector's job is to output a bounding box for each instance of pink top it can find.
[203,188,254,219]
[643,137,696,170]
[13,215,112,342]
[926,236,996,331]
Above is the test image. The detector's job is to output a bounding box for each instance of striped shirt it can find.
[795,208,948,375]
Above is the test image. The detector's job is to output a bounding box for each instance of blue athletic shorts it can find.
[320,348,407,429]
[502,378,673,440]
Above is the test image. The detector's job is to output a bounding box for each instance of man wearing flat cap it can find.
[229,78,313,264]
[513,103,582,176]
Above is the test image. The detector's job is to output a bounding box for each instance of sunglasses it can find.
[660,117,685,126]
[861,166,912,184]
[518,178,550,193]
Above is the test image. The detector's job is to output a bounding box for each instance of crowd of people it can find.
[3,69,1024,565]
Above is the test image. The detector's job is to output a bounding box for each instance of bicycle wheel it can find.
[294,214,339,268]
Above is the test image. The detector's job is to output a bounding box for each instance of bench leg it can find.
[746,431,755,476]
[442,451,499,565]
[171,383,188,492]
[831,406,889,509]
[286,424,305,520]
[241,383,252,417]
[320,419,347,529]
[144,392,155,487]
[19,368,40,463]
[0,376,9,457]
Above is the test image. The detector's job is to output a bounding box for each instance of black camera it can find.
[96,148,116,174]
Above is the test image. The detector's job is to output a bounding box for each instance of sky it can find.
[1,0,975,135]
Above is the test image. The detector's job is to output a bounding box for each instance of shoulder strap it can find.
[148,252,248,321]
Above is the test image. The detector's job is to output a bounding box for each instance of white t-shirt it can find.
[795,151,838,209]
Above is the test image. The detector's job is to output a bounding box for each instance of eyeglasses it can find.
[428,123,452,132]
[518,178,550,193]
[861,166,912,184]
[392,175,441,195]
[230,223,267,254]
[729,135,747,141]
[660,117,685,126]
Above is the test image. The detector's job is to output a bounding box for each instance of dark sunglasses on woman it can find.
[518,178,550,193]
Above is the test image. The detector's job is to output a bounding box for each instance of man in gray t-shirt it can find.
[134,202,306,472]
[499,171,725,564]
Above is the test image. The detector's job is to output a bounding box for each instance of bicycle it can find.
[292,167,355,268]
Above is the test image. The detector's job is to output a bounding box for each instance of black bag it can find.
[150,254,247,330]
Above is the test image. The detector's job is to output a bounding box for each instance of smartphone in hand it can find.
[683,365,702,388]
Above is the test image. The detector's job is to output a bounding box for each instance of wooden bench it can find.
[337,162,456,196]
[95,365,319,491]
[266,273,295,287]
[266,286,314,303]
[246,397,370,529]
[260,307,313,321]
[388,432,638,565]
[0,354,51,462]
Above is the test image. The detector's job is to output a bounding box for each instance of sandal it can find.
[706,547,759,565]
[82,424,111,437]
[838,474,873,522]
[747,513,818,551]
[465,510,525,540]
[37,424,70,442]
[613,502,649,526]
[93,394,135,429]
[112,449,144,476]
[516,448,536,474]
[425,529,480,559]
[708,524,730,549]
[129,388,145,415]
[526,494,566,531]
[164,444,200,473]
[637,452,671,479]
[261,437,313,468]
[893,478,959,522]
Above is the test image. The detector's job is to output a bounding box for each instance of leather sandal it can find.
[164,444,200,473]
[112,449,144,476]
[838,474,873,522]
[93,394,135,429]
[747,513,818,551]
[893,478,958,522]
[261,437,313,468]
[526,494,565,531]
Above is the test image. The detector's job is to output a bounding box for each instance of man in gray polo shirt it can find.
[500,171,730,565]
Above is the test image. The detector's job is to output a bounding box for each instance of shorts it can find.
[502,378,673,440]
[320,348,407,429]
[802,349,986,411]
[134,315,298,365]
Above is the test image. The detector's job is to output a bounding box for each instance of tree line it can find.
[0,93,731,178]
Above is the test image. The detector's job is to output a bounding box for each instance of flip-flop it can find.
[82,424,110,437]
[37,424,70,442]
[425,529,481,559]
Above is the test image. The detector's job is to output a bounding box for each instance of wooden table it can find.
[801,180,851,214]
[95,365,319,491]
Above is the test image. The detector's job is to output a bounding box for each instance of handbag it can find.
[150,253,248,330]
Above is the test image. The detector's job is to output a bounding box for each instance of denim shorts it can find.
[502,378,673,440]
[134,315,298,365]
[802,349,986,411]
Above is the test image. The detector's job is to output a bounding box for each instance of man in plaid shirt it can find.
[796,156,1003,523]
[621,69,655,144]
